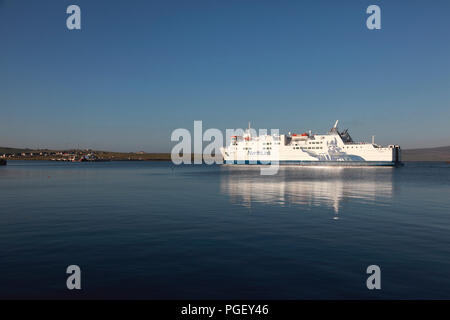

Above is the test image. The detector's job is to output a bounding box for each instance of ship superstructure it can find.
[220,121,401,166]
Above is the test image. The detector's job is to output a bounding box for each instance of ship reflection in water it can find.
[220,166,394,216]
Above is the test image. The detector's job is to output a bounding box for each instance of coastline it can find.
[2,146,450,162]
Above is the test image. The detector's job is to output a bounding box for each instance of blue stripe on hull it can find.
[224,160,400,166]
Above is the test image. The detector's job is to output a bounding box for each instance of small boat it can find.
[0,159,6,166]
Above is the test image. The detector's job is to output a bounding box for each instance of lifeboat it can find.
[292,132,308,141]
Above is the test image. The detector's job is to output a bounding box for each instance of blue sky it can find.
[1,0,449,151]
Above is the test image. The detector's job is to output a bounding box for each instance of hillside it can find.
[402,146,450,162]
[0,147,36,154]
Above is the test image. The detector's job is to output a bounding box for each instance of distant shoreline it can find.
[3,158,450,163]
[2,146,450,162]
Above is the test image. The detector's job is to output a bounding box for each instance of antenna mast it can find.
[333,120,339,129]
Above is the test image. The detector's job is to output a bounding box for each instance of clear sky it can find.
[1,0,449,152]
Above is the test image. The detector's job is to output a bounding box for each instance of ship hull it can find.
[223,160,400,166]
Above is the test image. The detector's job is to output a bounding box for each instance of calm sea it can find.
[1,161,449,299]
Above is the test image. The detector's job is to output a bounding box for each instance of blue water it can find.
[1,161,450,299]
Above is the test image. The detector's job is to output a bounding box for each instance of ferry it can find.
[220,121,402,166]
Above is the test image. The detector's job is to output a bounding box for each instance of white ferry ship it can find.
[220,121,401,166]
